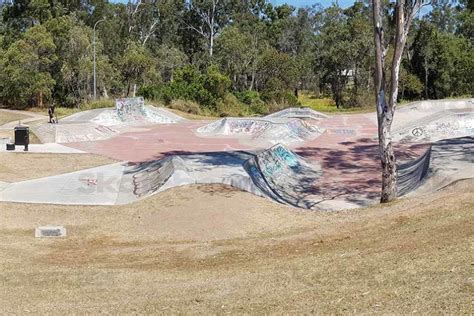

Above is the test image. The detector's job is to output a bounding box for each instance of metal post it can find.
[93,18,106,101]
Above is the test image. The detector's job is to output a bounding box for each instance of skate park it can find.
[1,97,473,211]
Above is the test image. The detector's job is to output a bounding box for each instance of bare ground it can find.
[0,153,117,182]
[0,181,472,314]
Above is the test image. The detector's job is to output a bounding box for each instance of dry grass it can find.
[0,180,472,314]
[0,153,117,182]
[0,111,30,126]
[166,107,216,120]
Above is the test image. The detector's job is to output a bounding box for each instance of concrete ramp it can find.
[127,152,262,200]
[33,104,184,143]
[245,144,323,208]
[266,107,329,120]
[91,105,184,127]
[398,136,474,196]
[393,110,474,143]
[197,118,325,146]
[34,121,119,143]
[0,163,129,205]
[2,138,470,210]
[0,146,323,209]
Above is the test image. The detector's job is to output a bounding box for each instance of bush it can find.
[167,99,202,115]
[137,85,163,101]
[160,65,232,109]
[400,73,423,100]
[204,66,231,100]
[215,93,247,117]
[262,90,299,107]
[235,90,268,115]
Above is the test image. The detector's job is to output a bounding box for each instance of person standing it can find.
[48,105,55,123]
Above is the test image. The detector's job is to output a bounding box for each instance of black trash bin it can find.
[14,126,29,146]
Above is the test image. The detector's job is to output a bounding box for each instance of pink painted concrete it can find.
[66,114,429,202]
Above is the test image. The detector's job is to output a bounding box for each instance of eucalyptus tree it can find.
[372,0,425,202]
[184,0,231,57]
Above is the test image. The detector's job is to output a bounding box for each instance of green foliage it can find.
[203,66,232,100]
[400,70,424,99]
[161,65,231,109]
[262,89,299,107]
[137,85,164,101]
[120,41,160,96]
[235,90,268,114]
[0,0,472,111]
[412,20,474,99]
[234,90,268,114]
[0,24,56,107]
[215,93,248,117]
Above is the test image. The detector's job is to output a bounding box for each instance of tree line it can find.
[0,0,472,114]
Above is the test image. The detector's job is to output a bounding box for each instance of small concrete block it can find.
[35,226,66,238]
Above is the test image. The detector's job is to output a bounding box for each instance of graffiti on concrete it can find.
[274,144,298,167]
[227,119,271,135]
[395,112,474,142]
[412,127,424,137]
[115,97,145,121]
[332,128,356,135]
[248,144,323,208]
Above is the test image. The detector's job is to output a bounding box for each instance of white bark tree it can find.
[372,0,425,202]
[186,0,224,57]
[127,0,161,46]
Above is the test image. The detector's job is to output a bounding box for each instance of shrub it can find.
[137,85,163,101]
[216,93,247,117]
[262,90,299,107]
[236,90,268,115]
[168,99,202,115]
[204,66,231,100]
[161,65,232,109]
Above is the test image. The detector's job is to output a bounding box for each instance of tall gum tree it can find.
[372,0,425,202]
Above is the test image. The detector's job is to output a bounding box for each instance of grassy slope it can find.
[298,93,375,114]
[0,153,117,182]
[0,181,472,314]
[0,111,29,126]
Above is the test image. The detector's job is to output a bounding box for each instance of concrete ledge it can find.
[35,226,67,238]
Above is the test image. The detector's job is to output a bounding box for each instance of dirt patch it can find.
[0,180,473,313]
[0,153,117,182]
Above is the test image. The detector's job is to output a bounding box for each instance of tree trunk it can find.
[372,0,421,203]
[250,68,256,91]
[424,57,429,99]
[209,31,214,57]
[378,98,397,202]
[372,0,397,202]
[37,91,44,108]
